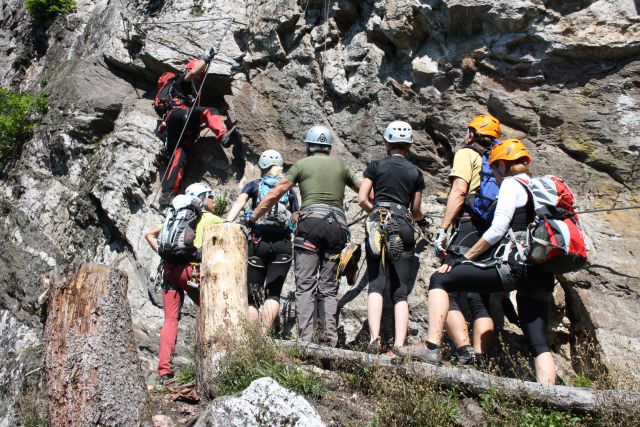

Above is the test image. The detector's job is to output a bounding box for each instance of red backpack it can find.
[153,72,183,117]
[513,176,588,274]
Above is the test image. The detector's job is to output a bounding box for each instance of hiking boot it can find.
[384,216,403,261]
[219,125,236,148]
[159,373,174,385]
[456,345,476,366]
[394,343,441,365]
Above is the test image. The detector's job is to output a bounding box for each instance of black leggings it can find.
[366,217,417,304]
[247,233,293,307]
[430,264,554,357]
[448,291,491,320]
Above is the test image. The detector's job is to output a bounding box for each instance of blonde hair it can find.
[505,160,530,176]
[261,165,283,177]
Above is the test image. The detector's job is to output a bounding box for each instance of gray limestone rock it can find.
[194,377,325,427]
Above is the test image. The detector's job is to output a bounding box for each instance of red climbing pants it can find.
[157,261,200,376]
[162,106,226,196]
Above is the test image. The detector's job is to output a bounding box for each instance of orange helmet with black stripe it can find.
[489,139,532,166]
[468,114,502,139]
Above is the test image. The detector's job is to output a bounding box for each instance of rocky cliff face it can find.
[1,0,639,423]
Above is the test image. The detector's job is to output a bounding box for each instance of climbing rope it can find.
[132,17,236,26]
[575,205,640,214]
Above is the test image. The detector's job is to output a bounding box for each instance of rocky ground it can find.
[1,0,639,424]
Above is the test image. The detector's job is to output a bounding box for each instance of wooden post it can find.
[43,264,148,426]
[196,223,248,399]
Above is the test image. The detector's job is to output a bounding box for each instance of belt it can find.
[372,202,411,219]
[302,203,347,224]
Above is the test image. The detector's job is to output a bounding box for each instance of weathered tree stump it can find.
[279,341,640,415]
[43,264,148,426]
[196,223,248,399]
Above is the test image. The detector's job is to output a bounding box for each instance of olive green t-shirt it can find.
[449,147,482,195]
[284,154,359,210]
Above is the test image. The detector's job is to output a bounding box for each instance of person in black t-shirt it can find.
[226,150,299,333]
[358,121,427,354]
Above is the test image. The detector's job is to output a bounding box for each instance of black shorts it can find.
[247,233,293,306]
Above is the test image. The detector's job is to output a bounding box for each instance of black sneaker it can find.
[159,373,174,385]
[456,345,476,366]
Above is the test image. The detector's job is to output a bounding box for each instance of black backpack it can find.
[153,72,196,118]
[158,199,202,262]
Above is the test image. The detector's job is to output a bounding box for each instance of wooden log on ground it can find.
[279,340,640,415]
[196,223,248,399]
[43,264,148,426]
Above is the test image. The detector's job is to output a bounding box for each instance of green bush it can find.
[0,88,47,163]
[24,0,76,24]
[175,362,196,385]
[216,327,324,399]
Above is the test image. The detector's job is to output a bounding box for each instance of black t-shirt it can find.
[241,179,299,212]
[364,155,425,208]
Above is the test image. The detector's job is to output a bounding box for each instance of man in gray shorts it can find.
[248,125,361,346]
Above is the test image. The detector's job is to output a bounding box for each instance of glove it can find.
[433,228,448,257]
[203,47,216,64]
[238,215,256,230]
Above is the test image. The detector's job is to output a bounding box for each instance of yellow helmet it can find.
[489,139,532,166]
[468,114,502,139]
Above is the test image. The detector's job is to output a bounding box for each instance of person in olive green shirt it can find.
[248,125,361,346]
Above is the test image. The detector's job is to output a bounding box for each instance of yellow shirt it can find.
[448,148,482,195]
[194,212,223,248]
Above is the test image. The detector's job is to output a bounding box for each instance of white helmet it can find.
[304,125,333,146]
[185,182,213,199]
[258,150,283,170]
[384,121,413,144]
[172,194,201,210]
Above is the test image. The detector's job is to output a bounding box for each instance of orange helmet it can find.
[489,139,532,166]
[468,114,502,139]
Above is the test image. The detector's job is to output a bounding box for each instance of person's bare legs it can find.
[535,352,557,384]
[445,310,471,348]
[473,318,495,354]
[367,293,383,344]
[248,305,260,324]
[426,288,449,345]
[393,301,409,347]
[260,299,280,333]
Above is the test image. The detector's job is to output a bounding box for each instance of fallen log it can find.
[43,264,148,426]
[196,223,248,399]
[279,340,640,415]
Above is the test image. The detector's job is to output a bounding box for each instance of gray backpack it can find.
[158,200,202,262]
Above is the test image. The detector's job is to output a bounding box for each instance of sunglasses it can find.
[199,192,214,200]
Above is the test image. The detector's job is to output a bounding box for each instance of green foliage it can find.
[480,388,582,427]
[363,369,459,427]
[175,362,196,385]
[24,0,76,24]
[573,374,592,388]
[216,328,323,399]
[0,88,47,163]
[213,191,228,217]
